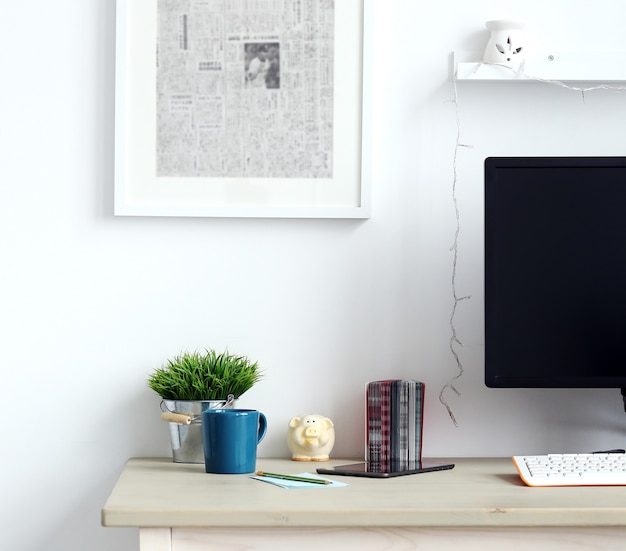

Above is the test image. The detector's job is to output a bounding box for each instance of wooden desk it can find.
[102,457,626,550]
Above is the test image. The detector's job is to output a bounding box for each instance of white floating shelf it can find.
[454,51,626,82]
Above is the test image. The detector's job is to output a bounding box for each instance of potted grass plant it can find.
[149,349,263,463]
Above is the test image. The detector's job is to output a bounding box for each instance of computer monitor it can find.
[484,156,626,390]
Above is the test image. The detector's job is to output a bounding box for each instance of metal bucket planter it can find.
[160,395,235,463]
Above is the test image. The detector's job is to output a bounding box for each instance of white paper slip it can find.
[251,472,348,489]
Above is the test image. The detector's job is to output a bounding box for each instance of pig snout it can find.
[304,427,320,444]
[305,426,319,438]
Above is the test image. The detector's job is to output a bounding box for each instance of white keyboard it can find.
[513,453,626,487]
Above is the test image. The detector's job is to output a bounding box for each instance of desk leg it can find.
[139,527,171,551]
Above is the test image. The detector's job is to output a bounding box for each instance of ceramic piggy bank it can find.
[287,414,335,461]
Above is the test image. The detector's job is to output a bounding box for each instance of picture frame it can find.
[114,0,371,218]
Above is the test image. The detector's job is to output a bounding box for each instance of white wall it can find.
[2,1,626,549]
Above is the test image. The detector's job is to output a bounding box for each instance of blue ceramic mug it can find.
[201,409,267,474]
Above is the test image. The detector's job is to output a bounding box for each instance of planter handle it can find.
[159,394,236,425]
[161,412,193,425]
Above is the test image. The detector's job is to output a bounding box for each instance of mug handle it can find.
[257,412,267,444]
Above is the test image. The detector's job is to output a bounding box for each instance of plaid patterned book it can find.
[414,381,425,461]
[367,379,425,466]
[380,380,391,466]
[408,382,416,463]
[397,380,409,461]
[366,381,382,463]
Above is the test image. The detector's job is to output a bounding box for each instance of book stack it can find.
[366,380,425,469]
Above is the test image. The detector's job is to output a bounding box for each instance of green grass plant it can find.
[148,349,263,401]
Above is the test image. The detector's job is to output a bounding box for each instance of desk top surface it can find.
[102,457,626,528]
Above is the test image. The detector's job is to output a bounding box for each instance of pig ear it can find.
[323,418,334,428]
[288,416,301,428]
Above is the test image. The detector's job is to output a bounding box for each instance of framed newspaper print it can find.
[114,0,371,218]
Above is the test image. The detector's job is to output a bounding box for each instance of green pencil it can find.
[255,471,330,485]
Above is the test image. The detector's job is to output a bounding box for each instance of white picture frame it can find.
[114,0,371,218]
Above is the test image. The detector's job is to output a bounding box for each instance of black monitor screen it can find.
[485,157,626,388]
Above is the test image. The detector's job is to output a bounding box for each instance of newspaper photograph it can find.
[156,0,335,180]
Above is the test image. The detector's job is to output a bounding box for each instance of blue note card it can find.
[251,472,348,489]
